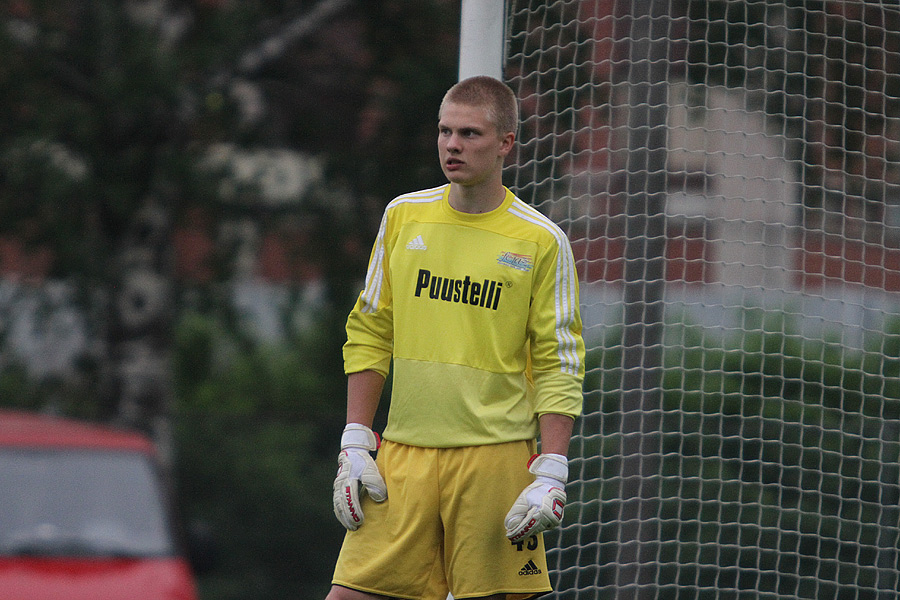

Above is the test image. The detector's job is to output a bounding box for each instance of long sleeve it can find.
[343,210,394,378]
[527,223,585,419]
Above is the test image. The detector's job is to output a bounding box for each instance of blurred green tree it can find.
[0,1,459,597]
[553,312,900,600]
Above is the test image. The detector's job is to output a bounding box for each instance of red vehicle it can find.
[0,410,200,600]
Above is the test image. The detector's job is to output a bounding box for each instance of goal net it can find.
[504,1,900,599]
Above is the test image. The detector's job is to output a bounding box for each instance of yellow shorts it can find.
[332,439,552,600]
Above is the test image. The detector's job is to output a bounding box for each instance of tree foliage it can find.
[0,1,459,597]
[554,312,900,600]
[173,309,349,598]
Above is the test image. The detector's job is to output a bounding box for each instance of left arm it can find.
[539,412,575,456]
[505,231,584,541]
[504,412,574,542]
[527,230,585,420]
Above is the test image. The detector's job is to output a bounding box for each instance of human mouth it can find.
[445,158,464,171]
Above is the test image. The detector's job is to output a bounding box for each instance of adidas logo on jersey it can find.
[518,559,542,576]
[406,235,427,250]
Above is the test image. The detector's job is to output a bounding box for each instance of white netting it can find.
[505,1,900,598]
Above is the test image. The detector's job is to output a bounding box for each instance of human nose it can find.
[445,131,462,152]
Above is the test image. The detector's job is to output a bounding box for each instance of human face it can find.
[437,102,514,189]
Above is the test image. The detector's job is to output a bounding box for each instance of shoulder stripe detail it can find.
[388,185,446,208]
[359,210,388,313]
[359,185,447,313]
[507,200,581,376]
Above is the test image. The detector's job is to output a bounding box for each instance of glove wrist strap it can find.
[528,453,568,483]
[341,423,378,451]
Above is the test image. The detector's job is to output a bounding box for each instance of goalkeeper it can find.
[326,75,585,600]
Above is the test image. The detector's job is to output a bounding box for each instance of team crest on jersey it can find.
[497,251,533,272]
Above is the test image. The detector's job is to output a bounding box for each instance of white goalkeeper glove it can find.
[332,424,388,531]
[504,453,568,542]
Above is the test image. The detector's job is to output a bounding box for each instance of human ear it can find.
[499,131,515,156]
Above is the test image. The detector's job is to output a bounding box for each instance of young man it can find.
[327,76,585,600]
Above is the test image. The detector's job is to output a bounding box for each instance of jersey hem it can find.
[380,434,537,449]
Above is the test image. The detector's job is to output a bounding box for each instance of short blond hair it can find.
[440,76,518,136]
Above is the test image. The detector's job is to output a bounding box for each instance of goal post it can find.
[458,0,505,81]
[499,1,900,600]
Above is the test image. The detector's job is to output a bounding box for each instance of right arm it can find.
[343,205,394,379]
[332,370,388,531]
[332,208,393,531]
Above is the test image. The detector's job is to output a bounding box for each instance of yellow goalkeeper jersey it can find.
[344,184,585,447]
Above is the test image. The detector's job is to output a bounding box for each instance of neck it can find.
[448,181,506,214]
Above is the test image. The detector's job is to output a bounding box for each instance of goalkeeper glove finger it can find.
[504,453,568,542]
[332,424,387,531]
